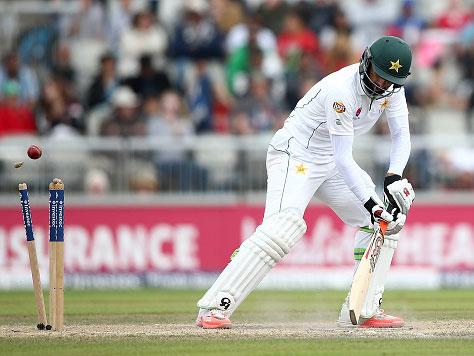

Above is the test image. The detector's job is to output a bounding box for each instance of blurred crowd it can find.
[0,0,474,192]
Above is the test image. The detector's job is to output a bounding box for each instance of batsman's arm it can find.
[386,112,410,178]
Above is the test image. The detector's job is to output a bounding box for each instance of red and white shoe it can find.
[338,300,404,328]
[196,309,231,329]
[359,309,404,328]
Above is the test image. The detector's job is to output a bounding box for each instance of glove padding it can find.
[384,176,415,215]
[364,197,393,225]
[385,212,406,235]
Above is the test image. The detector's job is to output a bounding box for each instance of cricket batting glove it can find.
[385,211,406,235]
[364,197,393,224]
[383,196,407,236]
[384,175,415,215]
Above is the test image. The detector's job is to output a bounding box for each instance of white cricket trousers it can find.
[264,128,374,250]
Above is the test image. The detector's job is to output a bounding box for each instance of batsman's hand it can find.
[384,175,415,215]
[385,211,406,235]
[364,197,393,225]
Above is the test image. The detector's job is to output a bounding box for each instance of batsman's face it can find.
[368,66,393,92]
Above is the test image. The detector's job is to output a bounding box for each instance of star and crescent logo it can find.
[389,59,402,73]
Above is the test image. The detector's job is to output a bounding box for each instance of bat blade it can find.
[348,221,388,325]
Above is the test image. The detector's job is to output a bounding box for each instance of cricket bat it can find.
[349,220,388,325]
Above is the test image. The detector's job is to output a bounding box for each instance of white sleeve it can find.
[331,134,371,203]
[385,90,411,175]
[386,115,411,175]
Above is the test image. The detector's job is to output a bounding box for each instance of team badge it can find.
[381,98,389,109]
[333,101,346,113]
[389,59,402,73]
[295,163,307,175]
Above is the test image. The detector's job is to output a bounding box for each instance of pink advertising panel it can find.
[1,204,473,288]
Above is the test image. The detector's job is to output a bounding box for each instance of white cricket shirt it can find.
[283,63,410,203]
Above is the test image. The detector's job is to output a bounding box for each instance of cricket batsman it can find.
[196,36,416,329]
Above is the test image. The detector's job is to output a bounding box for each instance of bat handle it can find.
[379,220,388,234]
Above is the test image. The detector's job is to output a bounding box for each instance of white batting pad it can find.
[197,211,306,316]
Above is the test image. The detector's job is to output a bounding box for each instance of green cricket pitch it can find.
[0,289,473,355]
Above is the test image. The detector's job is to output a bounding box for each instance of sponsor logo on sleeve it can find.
[333,101,346,113]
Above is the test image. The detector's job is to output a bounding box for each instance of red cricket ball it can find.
[27,144,42,160]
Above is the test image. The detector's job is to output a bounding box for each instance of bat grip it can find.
[379,220,388,234]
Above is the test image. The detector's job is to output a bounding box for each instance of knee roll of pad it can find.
[261,210,307,249]
[248,211,307,266]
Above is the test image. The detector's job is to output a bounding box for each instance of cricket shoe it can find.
[196,309,231,329]
[338,300,404,328]
[359,309,404,328]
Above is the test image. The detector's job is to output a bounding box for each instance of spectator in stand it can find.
[146,90,206,191]
[147,90,195,151]
[84,168,111,195]
[434,0,473,31]
[49,42,82,133]
[226,13,277,56]
[323,33,359,76]
[277,10,321,71]
[58,0,107,94]
[226,12,283,98]
[238,74,283,132]
[422,57,452,107]
[186,60,214,133]
[121,54,172,98]
[0,80,37,137]
[142,94,161,128]
[38,78,83,137]
[257,0,291,34]
[210,0,245,34]
[342,0,398,52]
[169,0,225,60]
[118,10,168,77]
[51,42,77,85]
[226,41,259,97]
[59,0,105,41]
[277,10,321,109]
[229,110,253,136]
[296,0,340,36]
[386,0,426,47]
[0,51,39,107]
[107,0,146,53]
[86,53,119,109]
[100,86,145,137]
[129,166,159,193]
[440,147,474,190]
[284,50,322,110]
[169,0,225,90]
[317,7,358,76]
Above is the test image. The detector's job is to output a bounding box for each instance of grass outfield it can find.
[0,289,473,355]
